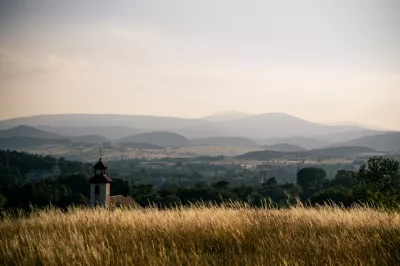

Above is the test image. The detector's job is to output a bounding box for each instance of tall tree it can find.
[330,170,355,189]
[354,157,400,208]
[297,167,327,197]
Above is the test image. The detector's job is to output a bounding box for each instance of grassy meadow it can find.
[1,204,400,266]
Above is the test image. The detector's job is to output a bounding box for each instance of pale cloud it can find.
[110,29,141,39]
[0,47,89,79]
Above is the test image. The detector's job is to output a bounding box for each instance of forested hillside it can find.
[0,150,91,186]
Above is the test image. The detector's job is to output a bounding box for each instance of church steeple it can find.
[89,158,112,207]
[93,158,108,176]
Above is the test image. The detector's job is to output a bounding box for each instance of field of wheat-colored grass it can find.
[1,204,400,266]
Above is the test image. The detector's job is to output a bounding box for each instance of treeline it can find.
[0,150,399,210]
[0,150,92,187]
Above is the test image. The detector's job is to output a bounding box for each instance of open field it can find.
[1,204,400,265]
[25,145,258,161]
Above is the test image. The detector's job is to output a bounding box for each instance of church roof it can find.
[110,195,141,208]
[93,158,108,170]
[89,174,112,183]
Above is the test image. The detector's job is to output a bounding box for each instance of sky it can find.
[0,0,399,129]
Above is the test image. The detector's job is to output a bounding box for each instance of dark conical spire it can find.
[94,158,108,170]
[90,158,112,184]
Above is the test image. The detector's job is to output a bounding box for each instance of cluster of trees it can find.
[0,150,399,210]
[297,157,400,208]
[106,158,356,188]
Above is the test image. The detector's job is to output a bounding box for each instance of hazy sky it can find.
[0,0,399,129]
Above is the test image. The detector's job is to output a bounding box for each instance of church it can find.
[89,158,140,208]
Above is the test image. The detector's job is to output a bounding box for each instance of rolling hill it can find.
[315,129,385,143]
[39,125,143,140]
[331,132,400,152]
[216,113,375,139]
[0,126,111,148]
[192,137,256,147]
[258,136,329,150]
[237,146,380,160]
[262,143,307,152]
[118,132,191,147]
[300,146,380,158]
[0,126,63,139]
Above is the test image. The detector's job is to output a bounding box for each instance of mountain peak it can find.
[203,110,251,122]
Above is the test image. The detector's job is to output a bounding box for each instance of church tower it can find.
[90,158,112,207]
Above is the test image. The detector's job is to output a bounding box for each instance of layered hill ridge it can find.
[39,125,142,140]
[330,132,400,152]
[0,112,395,153]
[0,112,382,142]
[237,146,381,160]
[192,137,256,147]
[0,125,63,139]
[0,126,110,149]
[0,114,211,131]
[258,137,329,150]
[214,113,374,139]
[118,131,192,147]
[262,143,307,152]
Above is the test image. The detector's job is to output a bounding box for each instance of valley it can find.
[0,112,397,164]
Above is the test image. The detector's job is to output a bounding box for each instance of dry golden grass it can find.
[1,204,400,266]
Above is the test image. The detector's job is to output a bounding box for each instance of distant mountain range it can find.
[213,113,380,139]
[0,112,385,141]
[330,132,400,152]
[0,112,397,153]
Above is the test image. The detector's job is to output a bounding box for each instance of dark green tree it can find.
[311,187,353,207]
[297,167,327,197]
[354,157,400,208]
[213,180,230,190]
[330,170,355,189]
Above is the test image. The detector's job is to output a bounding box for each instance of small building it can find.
[89,158,140,208]
[89,158,112,207]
